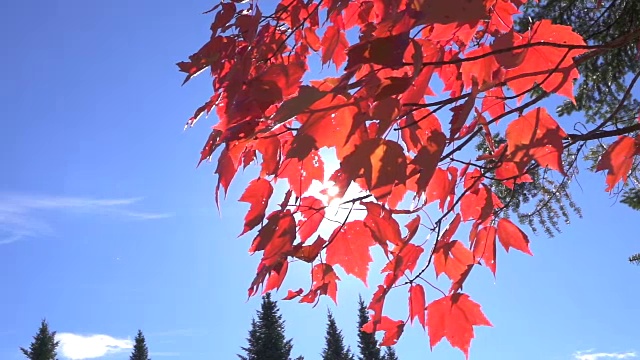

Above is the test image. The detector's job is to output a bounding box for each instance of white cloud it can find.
[0,192,171,244]
[56,333,133,360]
[574,350,637,360]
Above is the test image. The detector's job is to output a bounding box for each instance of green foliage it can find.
[619,187,640,265]
[322,311,354,360]
[356,296,382,360]
[382,347,398,360]
[621,188,640,210]
[238,293,299,360]
[20,319,59,360]
[129,330,150,360]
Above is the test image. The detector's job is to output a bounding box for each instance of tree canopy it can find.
[178,0,640,358]
[21,319,59,360]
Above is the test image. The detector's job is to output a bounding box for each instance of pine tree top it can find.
[21,319,60,360]
[356,297,382,360]
[129,330,150,360]
[238,293,295,360]
[322,310,352,360]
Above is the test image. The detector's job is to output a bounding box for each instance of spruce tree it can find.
[356,297,382,360]
[20,319,59,360]
[238,293,299,360]
[382,347,398,360]
[321,310,353,360]
[619,187,640,264]
[129,330,150,360]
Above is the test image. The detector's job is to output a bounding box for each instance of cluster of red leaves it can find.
[178,0,638,358]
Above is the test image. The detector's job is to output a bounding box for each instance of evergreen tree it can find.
[20,319,59,360]
[239,293,299,360]
[129,330,150,360]
[619,187,640,264]
[321,311,353,360]
[382,347,398,360]
[356,297,382,360]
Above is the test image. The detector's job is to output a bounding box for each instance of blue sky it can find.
[0,1,639,360]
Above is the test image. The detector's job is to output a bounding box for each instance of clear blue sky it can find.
[0,1,638,360]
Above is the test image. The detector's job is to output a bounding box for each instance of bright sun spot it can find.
[326,182,339,197]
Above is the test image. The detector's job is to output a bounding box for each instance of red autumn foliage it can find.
[178,0,640,357]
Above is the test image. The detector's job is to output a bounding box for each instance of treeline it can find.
[19,294,395,360]
[20,319,151,360]
[240,293,398,360]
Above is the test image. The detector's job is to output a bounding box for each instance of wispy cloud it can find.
[56,333,133,360]
[574,350,637,360]
[0,192,171,244]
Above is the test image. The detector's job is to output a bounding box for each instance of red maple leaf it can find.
[362,316,405,346]
[595,135,640,191]
[321,24,348,68]
[239,178,274,235]
[250,210,296,268]
[496,218,533,255]
[326,220,375,284]
[409,284,427,329]
[504,107,567,175]
[292,236,327,263]
[296,197,326,243]
[339,139,408,201]
[427,293,492,359]
[501,20,588,102]
[300,263,341,304]
[471,226,497,275]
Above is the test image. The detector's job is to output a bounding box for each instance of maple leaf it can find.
[293,236,327,263]
[214,146,240,208]
[501,20,588,102]
[460,184,495,224]
[239,178,274,235]
[449,91,478,140]
[410,130,447,195]
[263,259,289,293]
[381,243,424,287]
[481,87,506,120]
[427,293,492,359]
[434,239,474,285]
[279,149,325,197]
[409,284,427,329]
[426,167,458,211]
[254,135,281,177]
[595,135,640,192]
[321,24,348,68]
[339,139,408,201]
[300,263,341,304]
[326,220,375,284]
[460,46,500,90]
[296,197,326,243]
[346,32,411,71]
[270,85,328,126]
[283,288,304,300]
[294,93,357,155]
[496,218,533,255]
[250,210,296,268]
[504,107,567,175]
[362,316,405,346]
[472,226,497,275]
[362,202,403,251]
[415,0,491,25]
